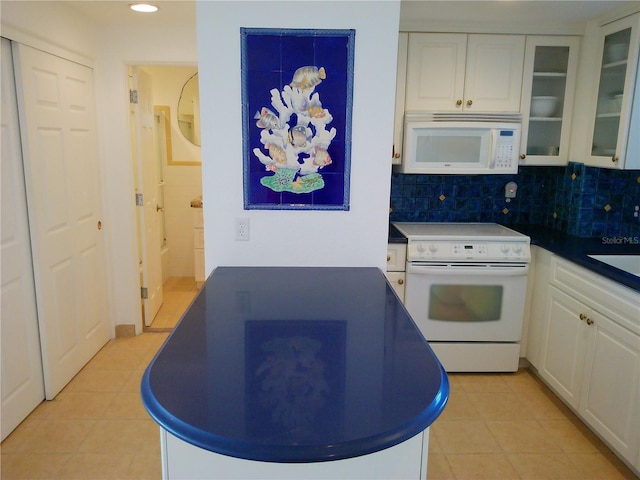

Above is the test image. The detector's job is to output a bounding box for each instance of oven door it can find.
[404,262,529,342]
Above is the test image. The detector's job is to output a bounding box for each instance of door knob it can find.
[97,220,102,230]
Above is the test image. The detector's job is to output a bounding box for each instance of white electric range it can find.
[393,222,531,372]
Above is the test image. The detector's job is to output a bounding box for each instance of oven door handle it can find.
[407,263,529,276]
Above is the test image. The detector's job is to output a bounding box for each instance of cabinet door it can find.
[392,33,408,164]
[519,36,580,166]
[385,271,405,303]
[580,312,640,463]
[464,34,525,112]
[540,285,589,410]
[406,33,466,111]
[587,13,640,169]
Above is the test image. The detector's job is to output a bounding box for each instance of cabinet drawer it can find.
[387,244,406,272]
[385,271,406,302]
[194,228,204,249]
[550,256,640,335]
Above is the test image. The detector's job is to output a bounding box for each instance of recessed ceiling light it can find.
[130,3,159,13]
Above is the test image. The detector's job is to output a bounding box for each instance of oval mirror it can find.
[177,73,201,146]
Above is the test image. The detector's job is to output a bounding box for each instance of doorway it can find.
[129,65,202,329]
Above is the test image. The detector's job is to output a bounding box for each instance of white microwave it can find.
[401,113,522,174]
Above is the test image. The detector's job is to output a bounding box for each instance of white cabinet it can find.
[193,207,205,286]
[385,243,406,302]
[585,13,640,169]
[405,33,525,113]
[519,36,580,166]
[581,311,640,469]
[534,253,640,472]
[541,284,590,409]
[524,246,551,369]
[392,33,408,165]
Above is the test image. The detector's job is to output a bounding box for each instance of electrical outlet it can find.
[235,218,249,241]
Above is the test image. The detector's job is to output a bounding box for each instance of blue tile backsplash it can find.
[389,163,640,238]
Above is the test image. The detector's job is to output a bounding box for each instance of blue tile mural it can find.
[389,163,640,238]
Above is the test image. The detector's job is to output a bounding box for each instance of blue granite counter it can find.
[388,223,408,244]
[141,267,448,463]
[509,225,640,292]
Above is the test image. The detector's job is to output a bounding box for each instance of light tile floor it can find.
[1,277,637,479]
[146,277,200,331]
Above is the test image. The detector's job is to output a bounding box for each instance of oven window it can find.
[429,285,503,321]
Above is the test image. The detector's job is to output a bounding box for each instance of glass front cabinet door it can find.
[588,13,640,169]
[519,36,580,166]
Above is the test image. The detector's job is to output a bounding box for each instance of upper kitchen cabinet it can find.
[585,13,640,169]
[392,33,408,165]
[519,36,580,166]
[405,33,525,113]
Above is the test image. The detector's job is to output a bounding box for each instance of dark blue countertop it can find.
[509,225,640,293]
[141,267,449,463]
[388,223,408,244]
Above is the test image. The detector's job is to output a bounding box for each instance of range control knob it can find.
[500,244,511,254]
[428,243,439,253]
[416,243,426,253]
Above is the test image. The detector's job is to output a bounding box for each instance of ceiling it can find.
[65,0,195,28]
[400,1,635,23]
[64,0,636,31]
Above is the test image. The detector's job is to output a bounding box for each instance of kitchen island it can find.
[141,267,448,479]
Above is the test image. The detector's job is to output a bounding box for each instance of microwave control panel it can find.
[408,240,530,262]
[493,130,516,170]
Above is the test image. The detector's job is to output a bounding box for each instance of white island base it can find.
[160,427,430,480]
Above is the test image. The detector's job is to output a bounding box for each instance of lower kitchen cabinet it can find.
[385,243,406,302]
[531,251,640,473]
[540,285,588,410]
[580,311,640,467]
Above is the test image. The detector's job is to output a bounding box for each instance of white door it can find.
[132,67,163,326]
[1,38,45,440]
[12,43,110,399]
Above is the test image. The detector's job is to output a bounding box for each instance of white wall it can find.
[140,66,201,164]
[197,1,400,272]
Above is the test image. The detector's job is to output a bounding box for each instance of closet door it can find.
[12,43,110,399]
[1,38,45,440]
